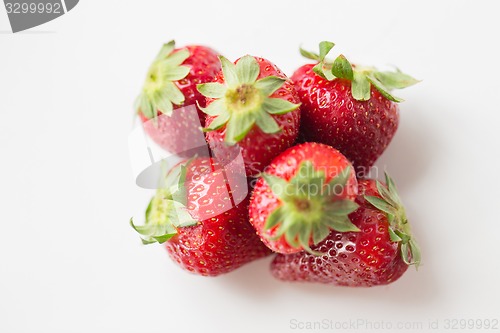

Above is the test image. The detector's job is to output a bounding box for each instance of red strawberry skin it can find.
[174,45,222,119]
[291,64,399,175]
[166,157,271,276]
[205,57,301,176]
[270,179,408,287]
[249,142,358,254]
[139,105,208,158]
[140,45,220,156]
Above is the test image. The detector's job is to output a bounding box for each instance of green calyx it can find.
[196,55,300,145]
[134,40,191,120]
[262,162,359,254]
[364,173,421,268]
[130,161,197,245]
[300,41,420,102]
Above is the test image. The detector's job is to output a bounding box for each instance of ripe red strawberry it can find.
[271,175,421,287]
[197,55,301,176]
[249,142,359,254]
[131,157,271,276]
[292,41,419,175]
[135,41,220,156]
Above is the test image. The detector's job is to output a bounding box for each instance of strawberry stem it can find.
[299,41,420,102]
[262,162,359,254]
[135,40,191,119]
[197,55,300,145]
[130,160,197,245]
[364,172,421,268]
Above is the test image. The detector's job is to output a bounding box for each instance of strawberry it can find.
[135,40,220,157]
[249,142,359,254]
[292,41,419,175]
[197,55,301,176]
[271,175,421,287]
[130,157,271,276]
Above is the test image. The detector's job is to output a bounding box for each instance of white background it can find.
[1,1,499,332]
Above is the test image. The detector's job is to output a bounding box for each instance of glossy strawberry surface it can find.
[249,142,358,254]
[271,179,409,286]
[292,64,399,175]
[165,157,271,276]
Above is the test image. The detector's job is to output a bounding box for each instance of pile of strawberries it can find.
[130,40,421,287]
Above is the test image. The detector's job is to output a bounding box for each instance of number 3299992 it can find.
[5,2,62,14]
